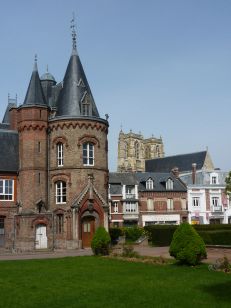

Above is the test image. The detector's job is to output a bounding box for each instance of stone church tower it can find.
[117,130,164,172]
[0,22,109,251]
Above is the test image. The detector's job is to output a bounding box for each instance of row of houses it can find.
[109,165,231,227]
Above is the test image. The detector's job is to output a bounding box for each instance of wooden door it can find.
[35,224,48,249]
[82,217,95,248]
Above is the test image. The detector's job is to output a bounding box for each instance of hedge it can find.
[144,224,231,246]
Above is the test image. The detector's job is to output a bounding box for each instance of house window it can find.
[125,202,137,213]
[166,179,173,190]
[57,142,64,167]
[211,176,218,184]
[56,214,64,234]
[146,178,153,190]
[193,197,200,207]
[113,202,118,213]
[147,198,154,211]
[0,179,14,201]
[125,186,135,198]
[55,181,66,204]
[212,197,219,207]
[135,142,139,159]
[167,199,174,210]
[83,143,94,166]
[181,199,187,210]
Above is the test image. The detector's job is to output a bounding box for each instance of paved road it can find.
[0,246,230,263]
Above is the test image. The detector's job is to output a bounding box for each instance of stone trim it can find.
[77,134,100,148]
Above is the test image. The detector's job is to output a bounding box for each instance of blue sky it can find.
[0,0,231,171]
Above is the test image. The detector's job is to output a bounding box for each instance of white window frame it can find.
[124,202,137,213]
[211,196,219,207]
[57,142,64,167]
[167,199,174,210]
[146,178,154,190]
[166,179,173,190]
[83,143,94,166]
[192,197,200,207]
[113,202,119,213]
[55,181,67,204]
[0,179,14,201]
[210,173,219,185]
[147,198,154,211]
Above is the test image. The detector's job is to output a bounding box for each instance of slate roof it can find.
[180,170,228,186]
[23,60,46,106]
[136,172,186,192]
[145,151,208,173]
[2,101,17,124]
[0,130,19,172]
[109,172,186,194]
[56,46,100,118]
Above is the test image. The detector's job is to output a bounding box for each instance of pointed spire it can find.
[23,55,46,106]
[71,13,77,55]
[56,18,100,118]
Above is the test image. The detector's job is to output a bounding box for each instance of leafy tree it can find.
[169,223,207,265]
[91,226,111,256]
[225,171,231,201]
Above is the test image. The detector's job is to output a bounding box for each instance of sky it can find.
[0,0,231,171]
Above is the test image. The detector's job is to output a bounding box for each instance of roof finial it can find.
[33,54,38,71]
[71,13,77,54]
[46,64,49,73]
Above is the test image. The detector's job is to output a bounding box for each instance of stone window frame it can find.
[55,181,67,204]
[135,141,140,159]
[82,142,94,166]
[57,142,64,167]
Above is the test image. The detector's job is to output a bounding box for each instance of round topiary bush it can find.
[169,223,207,265]
[91,226,111,256]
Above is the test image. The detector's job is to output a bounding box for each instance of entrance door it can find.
[82,217,95,248]
[35,224,48,249]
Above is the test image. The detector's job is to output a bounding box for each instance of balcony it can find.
[125,194,137,200]
[123,212,139,220]
[212,205,223,212]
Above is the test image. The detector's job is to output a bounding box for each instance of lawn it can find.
[0,256,230,308]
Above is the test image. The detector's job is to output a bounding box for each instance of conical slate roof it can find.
[23,59,46,106]
[56,48,100,118]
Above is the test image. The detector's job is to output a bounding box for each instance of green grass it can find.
[0,256,231,307]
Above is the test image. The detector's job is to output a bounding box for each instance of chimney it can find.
[192,163,197,184]
[171,167,179,178]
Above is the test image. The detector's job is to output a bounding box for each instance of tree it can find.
[225,171,231,202]
[169,223,207,265]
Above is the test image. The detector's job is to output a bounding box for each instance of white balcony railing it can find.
[213,205,222,212]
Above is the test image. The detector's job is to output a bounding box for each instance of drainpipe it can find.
[192,163,197,184]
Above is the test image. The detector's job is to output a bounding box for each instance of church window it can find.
[57,142,64,167]
[145,146,151,159]
[83,142,94,166]
[0,179,14,201]
[146,178,154,190]
[55,181,66,204]
[166,178,173,190]
[56,214,64,234]
[124,142,128,159]
[135,142,139,159]
[156,145,160,157]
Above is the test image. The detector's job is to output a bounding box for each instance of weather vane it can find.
[71,12,77,50]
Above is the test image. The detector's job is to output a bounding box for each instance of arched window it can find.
[124,142,128,159]
[83,142,94,166]
[57,142,64,167]
[135,142,139,159]
[56,214,64,234]
[145,146,151,159]
[55,181,66,204]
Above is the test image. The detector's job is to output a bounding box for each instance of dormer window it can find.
[210,173,218,185]
[146,178,153,190]
[81,92,92,116]
[166,178,173,190]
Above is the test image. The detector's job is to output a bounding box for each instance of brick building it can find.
[0,25,109,251]
[109,172,187,227]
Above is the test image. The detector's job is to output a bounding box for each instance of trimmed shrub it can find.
[124,226,144,242]
[109,228,124,245]
[91,226,111,256]
[169,223,207,265]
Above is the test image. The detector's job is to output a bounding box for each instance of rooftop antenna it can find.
[46,64,49,73]
[71,12,77,53]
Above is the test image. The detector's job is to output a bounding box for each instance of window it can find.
[156,145,160,157]
[56,214,64,234]
[0,217,5,235]
[193,197,200,207]
[166,179,173,190]
[146,178,153,190]
[212,197,219,207]
[125,202,137,213]
[83,143,94,166]
[167,199,174,210]
[124,142,128,159]
[113,202,118,213]
[145,146,151,159]
[55,181,66,204]
[82,103,90,116]
[0,179,14,201]
[181,199,187,210]
[135,142,139,159]
[147,198,154,211]
[38,141,41,153]
[57,142,64,167]
[125,185,135,198]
